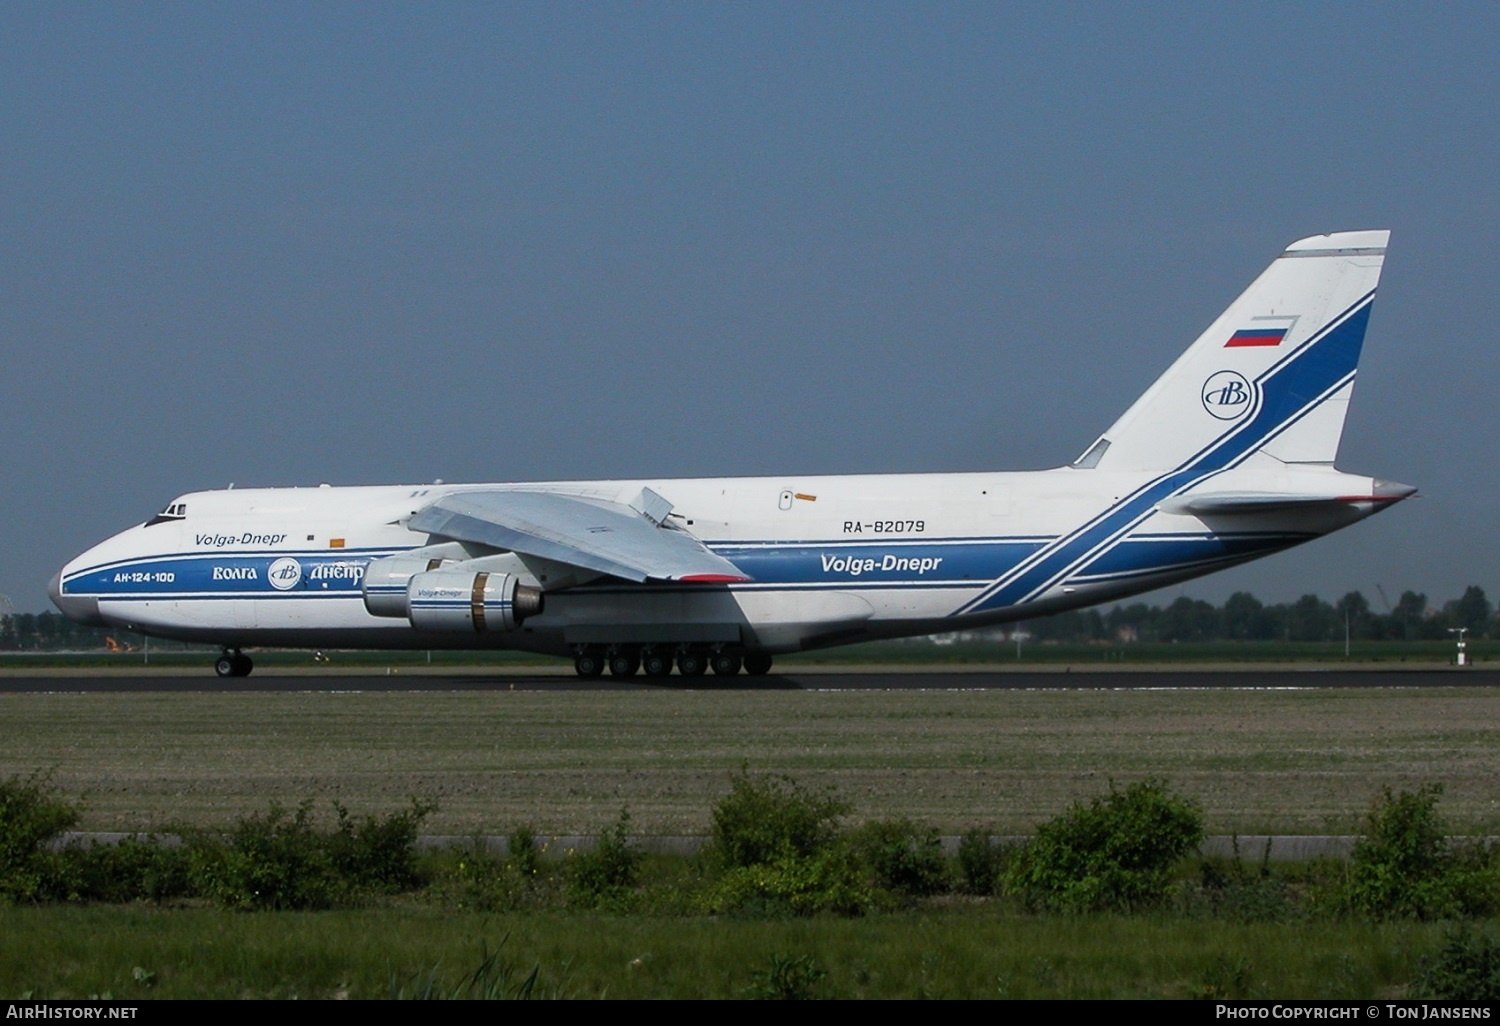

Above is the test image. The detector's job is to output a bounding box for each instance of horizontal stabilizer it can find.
[1160,479,1416,516]
[408,489,751,584]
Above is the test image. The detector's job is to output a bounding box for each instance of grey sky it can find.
[3,2,1496,615]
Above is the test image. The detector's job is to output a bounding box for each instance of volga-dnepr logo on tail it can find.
[1200,371,1254,420]
[52,230,1413,679]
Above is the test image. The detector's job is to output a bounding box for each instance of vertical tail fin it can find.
[1076,231,1388,474]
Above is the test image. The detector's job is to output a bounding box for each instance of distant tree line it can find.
[1016,586,1494,645]
[0,611,121,652]
[1,586,1493,651]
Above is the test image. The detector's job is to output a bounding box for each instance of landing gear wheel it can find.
[743,652,773,676]
[710,653,742,676]
[609,651,641,677]
[216,650,253,678]
[642,650,674,677]
[677,651,708,677]
[574,649,605,678]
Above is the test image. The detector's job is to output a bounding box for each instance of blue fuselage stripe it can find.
[954,294,1373,615]
[64,530,1309,609]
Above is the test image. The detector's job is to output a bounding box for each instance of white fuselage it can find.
[51,231,1412,670]
[53,464,1387,656]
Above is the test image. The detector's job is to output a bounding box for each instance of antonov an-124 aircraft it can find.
[52,231,1413,679]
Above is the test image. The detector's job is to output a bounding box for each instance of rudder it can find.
[1075,231,1388,474]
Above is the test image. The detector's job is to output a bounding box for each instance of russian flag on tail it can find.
[1225,327,1288,348]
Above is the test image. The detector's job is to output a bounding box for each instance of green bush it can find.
[0,771,80,902]
[1343,785,1500,920]
[850,818,949,898]
[1346,785,1452,919]
[190,799,434,910]
[710,772,847,869]
[1193,866,1293,924]
[326,799,435,893]
[956,828,1008,896]
[567,810,641,909]
[708,844,875,917]
[55,836,194,904]
[426,827,555,912]
[703,772,875,916]
[1192,840,1294,923]
[1006,779,1204,913]
[189,801,340,910]
[1410,926,1500,1001]
[426,846,526,913]
[1445,841,1500,918]
[508,826,542,881]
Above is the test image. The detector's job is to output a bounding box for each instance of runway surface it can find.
[2,668,1495,692]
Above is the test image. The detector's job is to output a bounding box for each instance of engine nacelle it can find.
[406,570,543,633]
[363,546,468,617]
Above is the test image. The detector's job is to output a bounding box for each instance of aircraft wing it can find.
[407,489,750,584]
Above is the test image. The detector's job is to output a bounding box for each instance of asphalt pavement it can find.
[1,667,1493,692]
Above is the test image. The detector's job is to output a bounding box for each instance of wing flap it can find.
[408,489,750,584]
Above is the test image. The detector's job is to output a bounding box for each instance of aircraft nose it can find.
[49,568,104,626]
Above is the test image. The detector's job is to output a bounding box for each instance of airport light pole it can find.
[1448,627,1469,667]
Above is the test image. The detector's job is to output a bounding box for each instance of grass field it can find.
[4,673,1498,1000]
[3,685,1497,837]
[0,905,1450,1000]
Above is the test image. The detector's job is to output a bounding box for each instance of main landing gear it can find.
[215,648,253,678]
[572,645,772,679]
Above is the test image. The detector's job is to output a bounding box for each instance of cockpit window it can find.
[144,501,188,527]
